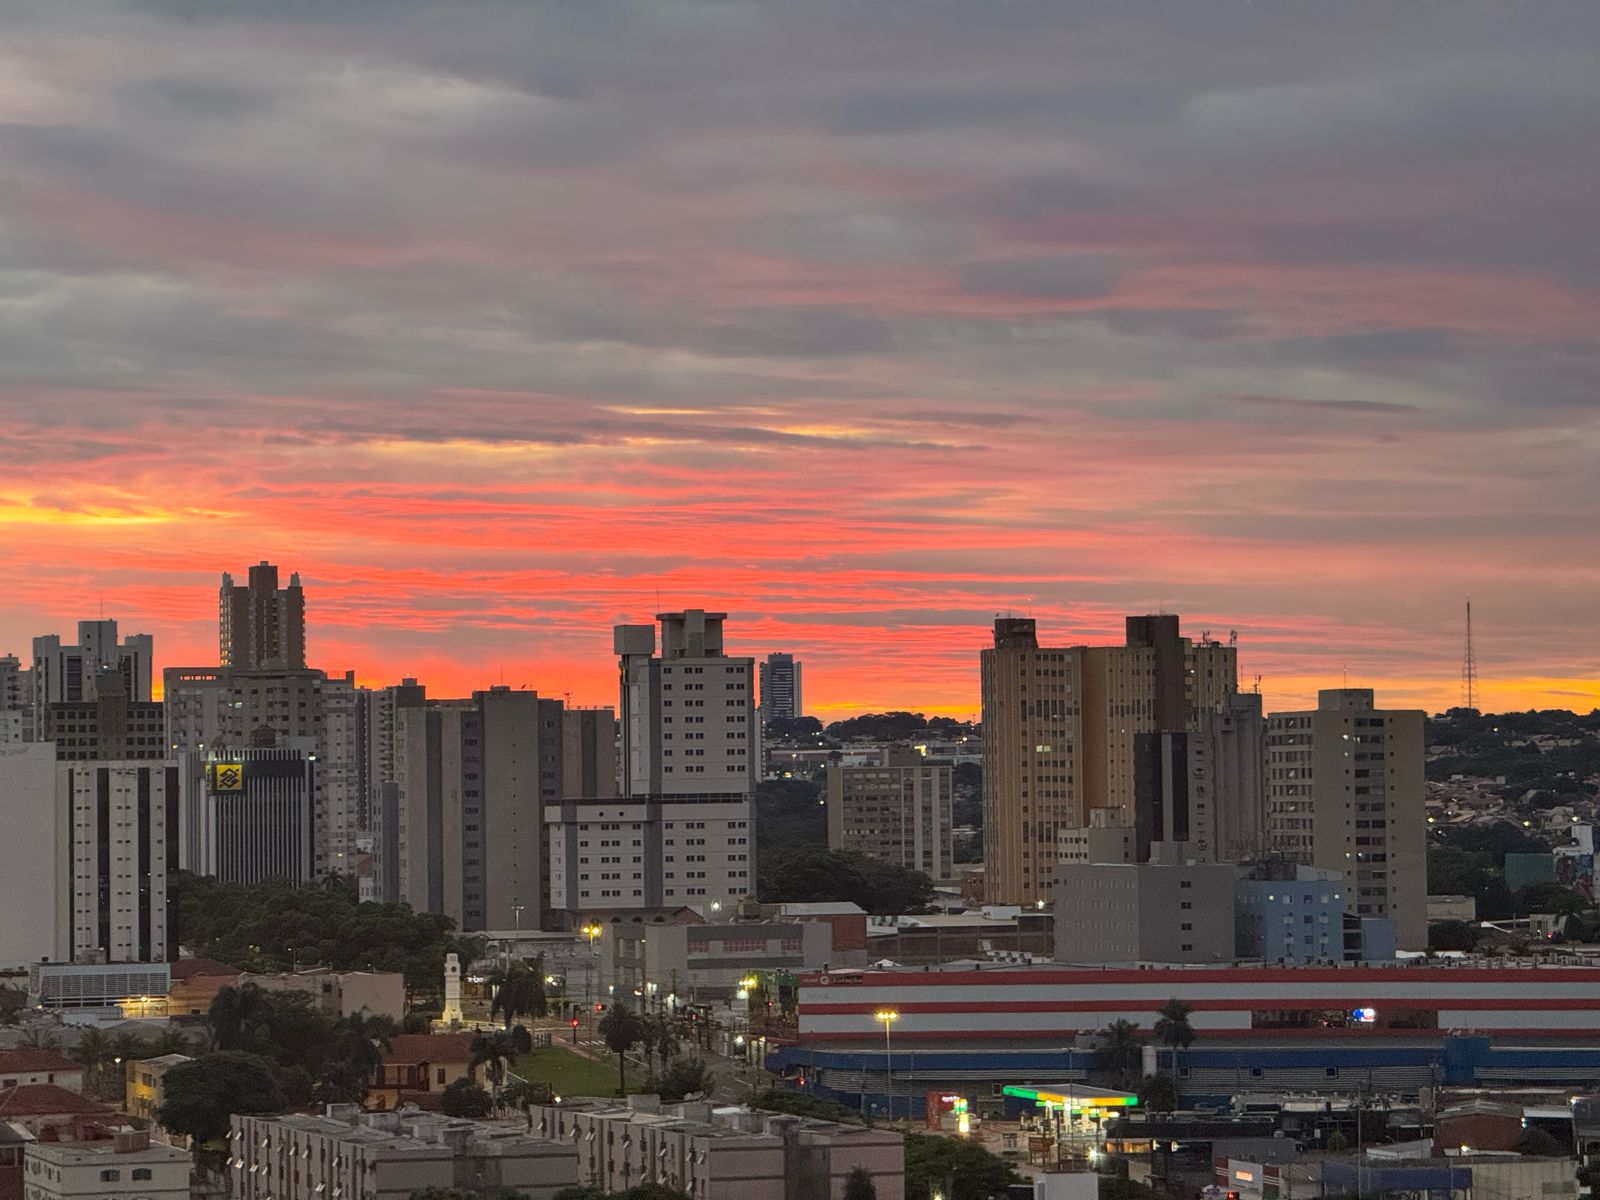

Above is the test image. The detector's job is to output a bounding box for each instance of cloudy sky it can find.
[1,1,1596,716]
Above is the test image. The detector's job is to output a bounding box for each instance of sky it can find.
[1,1,1597,718]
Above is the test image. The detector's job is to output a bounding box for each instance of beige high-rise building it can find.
[1266,688,1426,950]
[827,747,954,881]
[981,615,1238,906]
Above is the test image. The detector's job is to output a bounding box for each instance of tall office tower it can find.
[758,652,803,724]
[395,688,570,932]
[546,610,756,915]
[981,614,1239,906]
[220,560,306,670]
[31,620,153,739]
[1132,692,1268,863]
[44,670,167,761]
[827,747,954,881]
[1266,689,1426,950]
[320,671,370,881]
[57,760,179,962]
[367,678,426,902]
[189,746,318,885]
[562,708,619,798]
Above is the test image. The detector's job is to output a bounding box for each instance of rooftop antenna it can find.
[1252,674,1262,695]
[1462,597,1478,711]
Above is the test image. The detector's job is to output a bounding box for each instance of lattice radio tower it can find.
[1461,598,1478,711]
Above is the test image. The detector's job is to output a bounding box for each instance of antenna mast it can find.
[1461,598,1478,711]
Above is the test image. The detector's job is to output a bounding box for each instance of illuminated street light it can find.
[875,1010,900,1120]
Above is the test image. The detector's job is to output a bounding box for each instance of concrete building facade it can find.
[1234,866,1348,965]
[826,750,953,881]
[533,1098,905,1200]
[982,615,1238,905]
[547,611,756,918]
[1267,689,1426,950]
[612,920,832,1000]
[23,1131,189,1200]
[1053,849,1238,964]
[31,622,152,741]
[231,1108,576,1200]
[188,747,317,885]
[395,688,578,932]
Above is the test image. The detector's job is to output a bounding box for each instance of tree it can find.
[751,1088,869,1125]
[844,1166,878,1200]
[597,1003,644,1096]
[551,1188,608,1200]
[611,1187,691,1200]
[471,1031,515,1091]
[158,1053,286,1145]
[903,1133,1020,1200]
[760,846,936,914]
[1095,1020,1143,1091]
[490,961,548,1028]
[1514,1127,1566,1157]
[71,1028,113,1081]
[321,1014,390,1104]
[1429,920,1479,952]
[1153,999,1194,1076]
[1137,1073,1178,1113]
[439,1078,493,1118]
[510,1024,534,1055]
[650,1058,713,1103]
[0,986,25,1025]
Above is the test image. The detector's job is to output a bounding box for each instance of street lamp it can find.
[875,1010,900,1120]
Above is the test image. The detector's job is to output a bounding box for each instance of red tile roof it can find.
[0,1084,115,1118]
[381,1034,476,1065]
[0,1050,79,1075]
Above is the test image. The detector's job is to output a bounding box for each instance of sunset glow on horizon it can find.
[1,3,1595,719]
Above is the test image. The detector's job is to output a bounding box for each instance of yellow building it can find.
[981,615,1238,905]
[124,1054,194,1143]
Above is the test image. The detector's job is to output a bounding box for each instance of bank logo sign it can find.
[211,763,244,791]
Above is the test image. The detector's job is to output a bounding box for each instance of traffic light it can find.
[569,1017,580,1044]
[594,1002,604,1012]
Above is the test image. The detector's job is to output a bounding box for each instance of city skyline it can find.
[2,3,1597,718]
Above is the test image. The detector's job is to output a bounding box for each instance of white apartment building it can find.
[547,611,756,916]
[230,1107,578,1200]
[0,744,65,968]
[24,1131,189,1200]
[533,1098,905,1200]
[1267,688,1427,950]
[58,761,178,963]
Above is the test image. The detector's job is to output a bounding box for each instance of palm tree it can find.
[489,963,548,1029]
[652,1015,681,1077]
[1153,998,1195,1078]
[21,1027,61,1051]
[597,1003,644,1097]
[1095,1019,1142,1091]
[71,1028,113,1081]
[470,1031,514,1092]
[322,1014,391,1104]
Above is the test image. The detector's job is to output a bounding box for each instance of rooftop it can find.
[381,1034,476,1065]
[27,1138,190,1163]
[0,1084,116,1118]
[0,1049,79,1074]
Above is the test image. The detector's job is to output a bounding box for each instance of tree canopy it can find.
[439,1078,493,1118]
[158,1052,286,1145]
[174,872,482,995]
[759,846,935,913]
[903,1133,1020,1200]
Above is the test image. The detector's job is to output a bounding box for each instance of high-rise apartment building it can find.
[1266,688,1426,950]
[321,671,370,881]
[827,748,954,881]
[58,760,179,962]
[981,614,1238,906]
[0,744,64,968]
[367,678,427,902]
[0,654,30,745]
[758,652,803,724]
[32,620,153,739]
[546,610,756,915]
[1132,692,1267,863]
[395,688,574,932]
[220,561,306,670]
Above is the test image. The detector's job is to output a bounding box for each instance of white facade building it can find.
[547,611,756,915]
[58,761,178,963]
[0,744,66,969]
[24,1131,190,1200]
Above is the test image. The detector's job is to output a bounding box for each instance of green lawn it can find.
[512,1043,641,1100]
